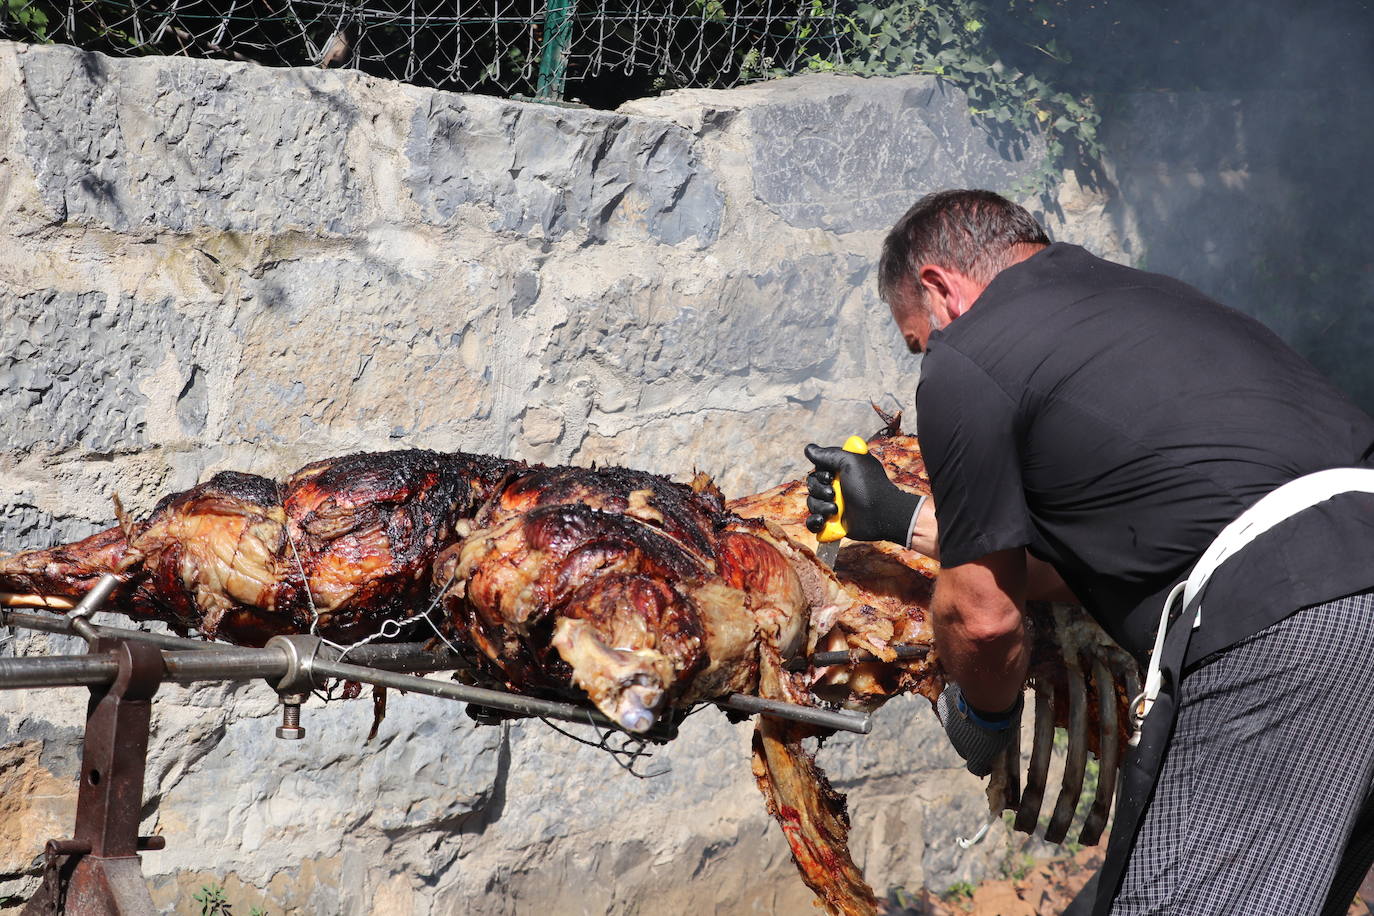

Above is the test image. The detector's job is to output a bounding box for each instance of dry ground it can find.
[887,847,1374,916]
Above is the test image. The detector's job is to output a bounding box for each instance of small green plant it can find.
[193,884,233,916]
[887,887,923,910]
[943,879,977,902]
[190,884,269,916]
[1001,849,1036,882]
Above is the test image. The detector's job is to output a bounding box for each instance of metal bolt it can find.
[276,693,306,740]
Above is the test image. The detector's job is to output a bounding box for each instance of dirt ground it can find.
[887,847,1374,916]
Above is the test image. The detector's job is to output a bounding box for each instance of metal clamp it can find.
[64,573,122,646]
[266,634,333,694]
[264,635,333,741]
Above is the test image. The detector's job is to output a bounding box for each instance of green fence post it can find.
[536,0,574,100]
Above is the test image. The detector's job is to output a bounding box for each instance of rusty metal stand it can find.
[22,638,167,916]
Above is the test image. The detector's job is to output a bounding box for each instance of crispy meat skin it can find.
[439,467,807,730]
[2,450,519,646]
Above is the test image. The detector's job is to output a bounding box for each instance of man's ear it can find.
[918,264,953,303]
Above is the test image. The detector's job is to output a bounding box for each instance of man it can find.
[804,189,1374,915]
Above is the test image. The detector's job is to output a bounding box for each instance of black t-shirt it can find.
[916,243,1374,664]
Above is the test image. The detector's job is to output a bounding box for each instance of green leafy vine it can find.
[757,0,1103,199]
[1,0,49,41]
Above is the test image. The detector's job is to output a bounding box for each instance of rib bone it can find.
[987,710,1022,814]
[1080,657,1121,845]
[1015,680,1055,834]
[1044,658,1088,844]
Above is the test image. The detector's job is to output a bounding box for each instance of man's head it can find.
[879,189,1050,352]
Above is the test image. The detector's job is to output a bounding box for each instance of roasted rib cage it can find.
[728,412,1140,856]
[0,412,1141,916]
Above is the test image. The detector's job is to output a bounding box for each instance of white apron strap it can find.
[1132,468,1374,742]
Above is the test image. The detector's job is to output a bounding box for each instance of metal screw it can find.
[276,693,306,740]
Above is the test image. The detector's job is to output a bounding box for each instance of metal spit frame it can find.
[1,573,877,914]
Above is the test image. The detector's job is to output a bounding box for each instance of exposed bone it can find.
[1015,681,1055,834]
[752,715,879,916]
[1,592,77,610]
[987,710,1022,814]
[1044,660,1089,844]
[1080,657,1121,845]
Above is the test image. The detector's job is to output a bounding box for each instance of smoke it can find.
[999,0,1374,408]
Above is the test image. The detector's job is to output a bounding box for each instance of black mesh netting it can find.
[1,0,844,107]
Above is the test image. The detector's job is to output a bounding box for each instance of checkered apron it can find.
[1083,469,1374,915]
[1113,591,1374,914]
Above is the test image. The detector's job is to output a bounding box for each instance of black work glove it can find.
[803,443,925,545]
[936,683,1022,777]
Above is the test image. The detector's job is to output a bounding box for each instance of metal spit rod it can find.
[809,645,931,667]
[2,607,466,671]
[0,644,871,734]
[6,605,926,678]
[1,583,871,735]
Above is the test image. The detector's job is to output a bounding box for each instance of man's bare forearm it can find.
[908,499,1077,604]
[907,496,940,559]
[930,551,1031,713]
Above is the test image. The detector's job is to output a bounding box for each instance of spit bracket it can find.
[21,634,166,916]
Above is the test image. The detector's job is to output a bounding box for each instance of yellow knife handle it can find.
[817,436,870,543]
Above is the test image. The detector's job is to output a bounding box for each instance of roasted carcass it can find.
[0,452,817,732]
[0,450,517,646]
[0,417,1139,916]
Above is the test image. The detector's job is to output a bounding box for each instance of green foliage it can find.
[943,879,978,901]
[1001,849,1036,881]
[788,0,1103,199]
[189,884,268,916]
[194,884,233,916]
[887,886,924,910]
[691,0,729,21]
[0,0,49,41]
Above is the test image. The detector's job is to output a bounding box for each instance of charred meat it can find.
[0,418,1140,916]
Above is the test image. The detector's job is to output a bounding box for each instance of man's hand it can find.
[803,443,926,545]
[937,683,1022,777]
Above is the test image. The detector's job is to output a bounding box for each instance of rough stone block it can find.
[406,94,723,247]
[626,74,1045,234]
[0,289,202,455]
[16,45,364,234]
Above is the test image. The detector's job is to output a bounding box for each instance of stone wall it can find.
[0,42,1130,913]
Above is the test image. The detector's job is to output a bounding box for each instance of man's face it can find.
[887,279,941,354]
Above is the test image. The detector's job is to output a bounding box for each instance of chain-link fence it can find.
[0,0,844,105]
